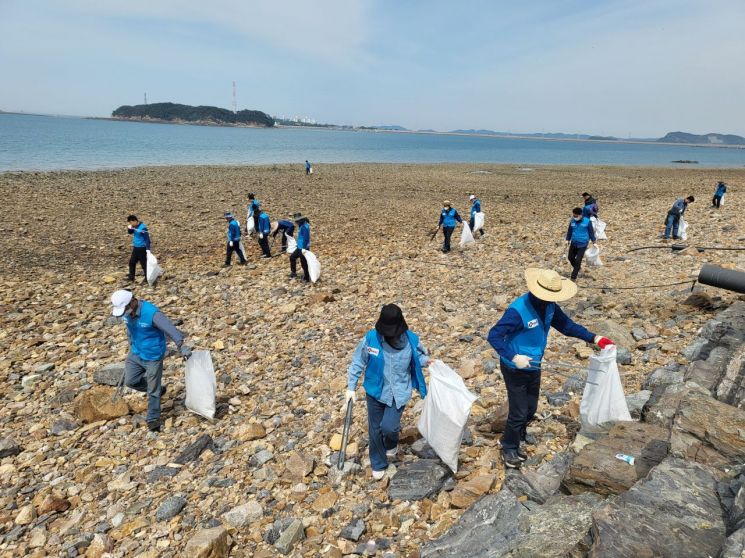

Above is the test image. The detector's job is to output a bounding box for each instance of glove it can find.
[259,233,264,239]
[341,389,355,412]
[229,241,234,247]
[594,336,615,349]
[127,225,134,231]
[180,345,193,360]
[512,354,531,369]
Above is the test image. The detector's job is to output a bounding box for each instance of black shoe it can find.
[301,277,311,283]
[238,261,247,266]
[288,273,297,279]
[522,433,537,446]
[516,448,528,461]
[502,449,522,469]
[223,264,231,268]
[147,419,161,432]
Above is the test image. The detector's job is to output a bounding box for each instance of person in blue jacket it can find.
[664,195,694,239]
[305,160,313,175]
[127,215,151,282]
[487,268,614,468]
[469,194,484,238]
[224,211,247,266]
[581,193,599,218]
[247,193,260,234]
[289,213,311,281]
[110,290,192,432]
[438,200,463,253]
[257,209,272,258]
[712,181,727,209]
[272,218,295,252]
[346,304,430,479]
[566,207,596,281]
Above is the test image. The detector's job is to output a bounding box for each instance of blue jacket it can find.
[669,198,687,216]
[470,199,481,217]
[277,220,295,234]
[297,222,310,250]
[716,183,727,197]
[258,212,271,235]
[488,293,595,371]
[227,219,242,242]
[349,330,427,403]
[566,217,596,247]
[582,198,599,218]
[125,301,167,361]
[129,222,151,250]
[439,208,463,228]
[248,199,260,217]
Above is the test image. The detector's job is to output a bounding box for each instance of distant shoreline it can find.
[89,116,271,129]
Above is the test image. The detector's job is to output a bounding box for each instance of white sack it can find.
[309,166,313,174]
[417,360,478,472]
[473,212,485,233]
[720,195,725,207]
[185,350,216,420]
[286,233,297,254]
[460,222,475,248]
[302,249,321,283]
[579,346,631,427]
[680,219,688,240]
[585,244,603,266]
[238,240,246,258]
[146,250,162,286]
[591,217,607,240]
[246,213,255,234]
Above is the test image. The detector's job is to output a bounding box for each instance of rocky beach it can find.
[2,163,745,557]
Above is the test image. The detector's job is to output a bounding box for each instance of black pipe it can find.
[698,264,745,294]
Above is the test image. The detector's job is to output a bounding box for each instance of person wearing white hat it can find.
[468,194,484,238]
[487,268,614,468]
[110,290,192,432]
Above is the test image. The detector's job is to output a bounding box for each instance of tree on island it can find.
[112,102,274,127]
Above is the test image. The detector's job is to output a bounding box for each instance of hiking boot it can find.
[301,277,310,283]
[502,449,522,469]
[238,261,247,266]
[147,419,162,432]
[516,448,528,461]
[223,263,231,268]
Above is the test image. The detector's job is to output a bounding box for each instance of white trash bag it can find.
[680,219,688,241]
[238,240,246,258]
[302,249,321,283]
[579,346,631,427]
[286,233,297,254]
[473,212,485,233]
[585,244,603,266]
[185,350,217,420]
[246,213,255,234]
[460,222,475,248]
[591,217,607,240]
[417,360,478,472]
[146,250,163,286]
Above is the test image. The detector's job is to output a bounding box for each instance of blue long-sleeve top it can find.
[347,333,429,408]
[565,218,596,246]
[258,212,271,235]
[438,208,463,227]
[248,199,260,217]
[275,219,295,235]
[470,199,481,217]
[297,222,310,250]
[669,198,688,215]
[716,183,727,196]
[227,219,242,242]
[128,222,151,250]
[487,293,595,362]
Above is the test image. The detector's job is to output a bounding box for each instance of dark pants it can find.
[500,361,541,451]
[567,243,587,281]
[273,226,293,250]
[664,213,680,239]
[713,195,722,208]
[469,216,484,237]
[128,247,147,280]
[258,235,271,257]
[225,242,246,265]
[125,352,164,423]
[290,248,309,279]
[442,226,455,252]
[366,394,405,471]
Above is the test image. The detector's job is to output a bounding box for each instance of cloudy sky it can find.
[1,0,743,136]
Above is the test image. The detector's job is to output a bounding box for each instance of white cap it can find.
[469,194,475,200]
[111,290,133,317]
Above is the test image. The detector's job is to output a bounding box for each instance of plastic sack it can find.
[680,219,688,240]
[146,250,162,286]
[591,217,607,240]
[460,222,475,248]
[579,346,631,427]
[302,249,321,283]
[246,214,255,234]
[238,241,246,258]
[585,244,602,266]
[286,233,297,254]
[720,195,725,207]
[309,166,313,174]
[417,360,478,472]
[185,350,216,420]
[473,212,485,233]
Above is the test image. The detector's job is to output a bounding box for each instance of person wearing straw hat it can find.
[346,304,430,480]
[487,268,614,468]
[224,211,247,266]
[110,290,192,432]
[438,200,463,253]
[271,217,296,252]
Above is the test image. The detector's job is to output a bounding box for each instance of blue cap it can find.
[224,211,233,218]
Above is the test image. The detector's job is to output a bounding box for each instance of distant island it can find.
[112,102,274,127]
[658,131,745,146]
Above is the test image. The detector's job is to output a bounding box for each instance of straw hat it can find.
[524,268,577,302]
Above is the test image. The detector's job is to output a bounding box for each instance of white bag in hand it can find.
[302,249,321,283]
[680,219,688,240]
[286,233,297,254]
[473,212,485,233]
[185,350,216,420]
[146,250,163,286]
[585,244,602,266]
[417,360,478,472]
[246,214,255,234]
[591,217,607,240]
[580,346,631,427]
[460,222,475,248]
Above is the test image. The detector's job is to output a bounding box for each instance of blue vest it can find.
[258,213,271,235]
[569,217,592,247]
[227,219,241,241]
[471,199,481,216]
[125,301,166,361]
[132,223,148,248]
[499,294,554,371]
[441,208,458,227]
[297,223,310,250]
[716,184,727,197]
[363,330,427,399]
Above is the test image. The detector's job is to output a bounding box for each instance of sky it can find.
[1,0,744,137]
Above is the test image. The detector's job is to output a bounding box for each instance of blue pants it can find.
[366,394,405,471]
[125,352,164,422]
[500,362,541,451]
[664,213,680,239]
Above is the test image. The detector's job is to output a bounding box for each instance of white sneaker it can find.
[385,447,398,458]
[372,469,386,480]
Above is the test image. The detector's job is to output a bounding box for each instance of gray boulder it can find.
[93,363,125,387]
[720,528,745,558]
[155,495,186,521]
[641,362,683,392]
[624,390,651,419]
[174,435,213,465]
[388,460,451,501]
[503,452,574,504]
[274,518,304,555]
